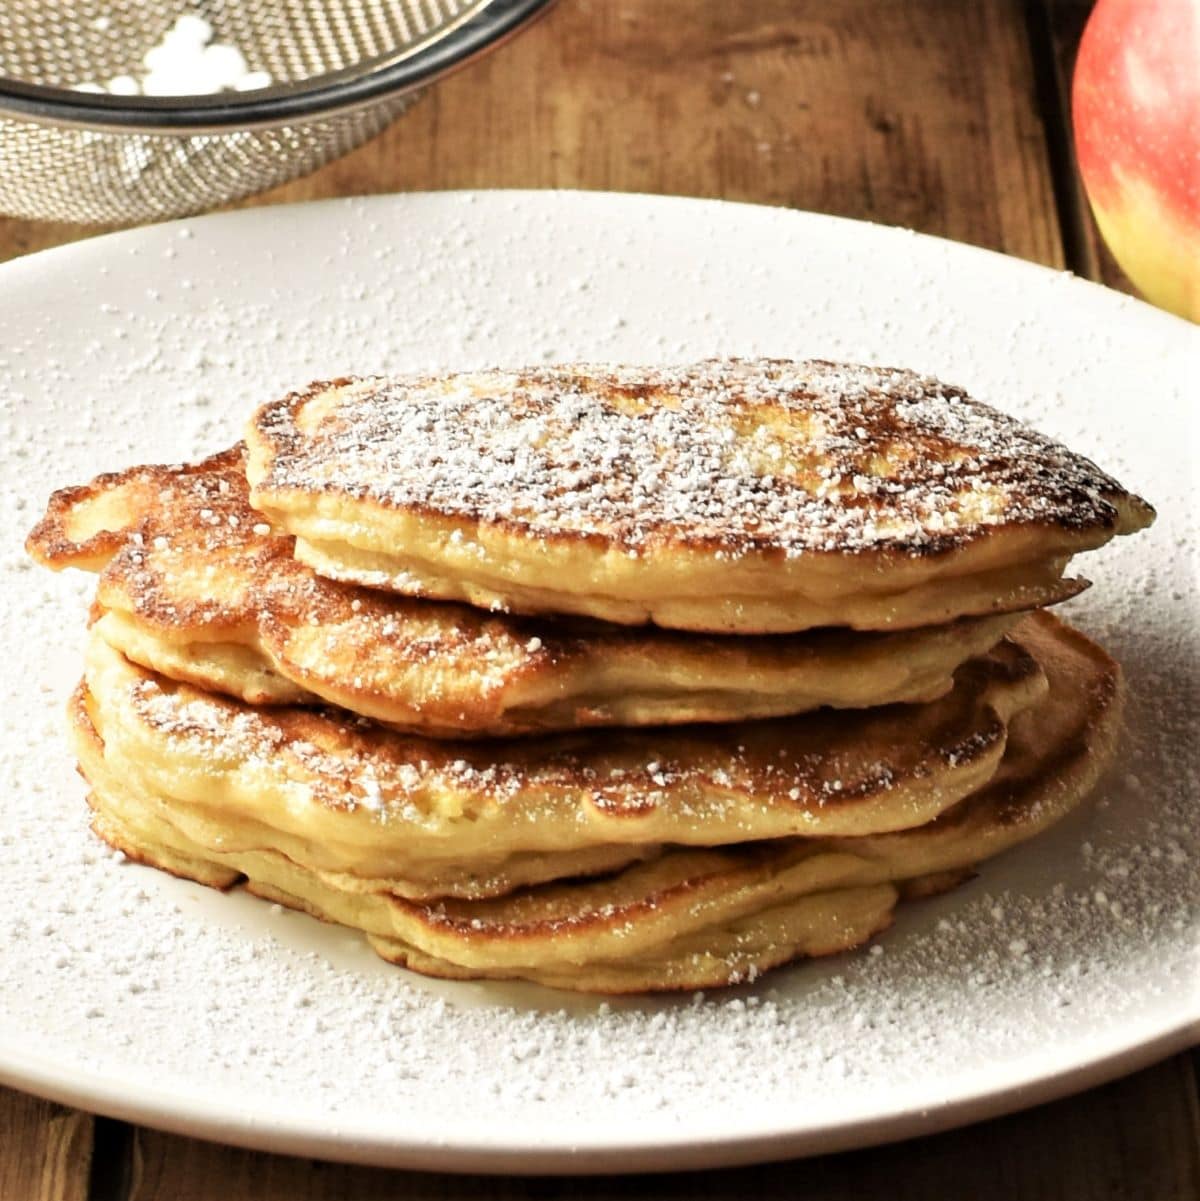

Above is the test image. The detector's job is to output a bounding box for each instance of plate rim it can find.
[0,1017,1194,1172]
[3,187,1197,339]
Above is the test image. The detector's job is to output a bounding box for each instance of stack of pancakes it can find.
[27,359,1154,993]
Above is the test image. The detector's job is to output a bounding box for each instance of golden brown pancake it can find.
[71,613,1120,992]
[28,447,1018,736]
[244,361,1153,633]
[72,623,1046,899]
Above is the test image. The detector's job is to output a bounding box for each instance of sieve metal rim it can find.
[0,0,554,134]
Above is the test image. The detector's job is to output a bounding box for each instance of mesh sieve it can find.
[0,0,551,225]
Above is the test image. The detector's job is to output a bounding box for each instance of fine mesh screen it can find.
[0,1,487,224]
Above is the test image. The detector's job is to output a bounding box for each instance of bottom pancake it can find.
[69,613,1121,993]
[86,798,900,993]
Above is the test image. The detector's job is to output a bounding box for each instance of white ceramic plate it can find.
[0,192,1195,1173]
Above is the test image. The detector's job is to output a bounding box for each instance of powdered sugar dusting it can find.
[0,194,1194,1167]
[254,360,1142,557]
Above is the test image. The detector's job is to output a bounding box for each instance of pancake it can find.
[72,613,1120,992]
[29,447,1018,736]
[244,361,1154,633]
[73,623,1046,899]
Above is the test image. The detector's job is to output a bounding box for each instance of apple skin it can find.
[1072,0,1199,321]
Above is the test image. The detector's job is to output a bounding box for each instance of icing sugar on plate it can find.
[0,193,1195,1172]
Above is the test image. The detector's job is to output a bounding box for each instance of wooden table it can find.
[1,3,1195,1198]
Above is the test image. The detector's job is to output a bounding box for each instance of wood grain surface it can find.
[0,1092,92,1201]
[0,1,1193,1198]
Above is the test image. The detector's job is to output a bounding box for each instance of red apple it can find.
[1072,0,1200,320]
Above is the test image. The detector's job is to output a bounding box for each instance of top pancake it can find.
[244,359,1154,633]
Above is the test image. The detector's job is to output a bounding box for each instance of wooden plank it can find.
[0,0,1062,267]
[1038,0,1136,291]
[0,1086,93,1201]
[124,1057,1200,1201]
